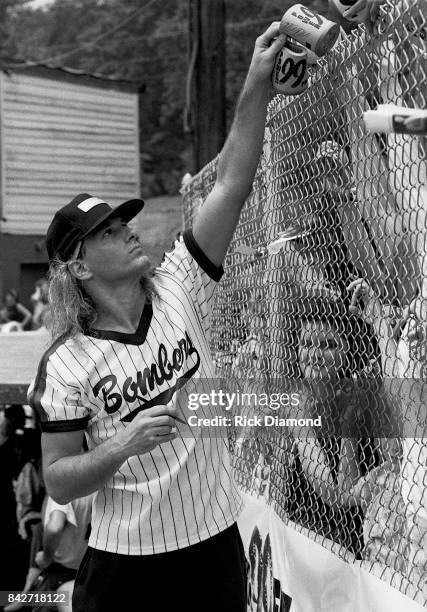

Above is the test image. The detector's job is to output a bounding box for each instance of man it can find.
[29,23,286,612]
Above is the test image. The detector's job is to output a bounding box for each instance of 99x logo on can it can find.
[272,38,308,95]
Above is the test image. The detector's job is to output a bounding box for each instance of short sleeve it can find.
[28,343,90,433]
[44,497,76,528]
[158,229,224,335]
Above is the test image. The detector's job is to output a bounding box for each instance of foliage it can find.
[1,0,338,196]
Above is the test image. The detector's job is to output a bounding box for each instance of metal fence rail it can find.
[182,1,426,605]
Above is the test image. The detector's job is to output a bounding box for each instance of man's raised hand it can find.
[247,22,286,86]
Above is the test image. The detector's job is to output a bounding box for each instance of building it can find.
[0,60,143,308]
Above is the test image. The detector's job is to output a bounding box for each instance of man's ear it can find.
[68,259,92,281]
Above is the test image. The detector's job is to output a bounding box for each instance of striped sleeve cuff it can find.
[39,416,90,433]
[183,229,224,282]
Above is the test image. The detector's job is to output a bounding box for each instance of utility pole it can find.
[188,0,226,173]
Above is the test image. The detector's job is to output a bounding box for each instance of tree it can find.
[1,0,333,195]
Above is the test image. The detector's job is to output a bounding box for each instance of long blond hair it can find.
[48,258,157,341]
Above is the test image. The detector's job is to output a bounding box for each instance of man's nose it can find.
[124,226,136,241]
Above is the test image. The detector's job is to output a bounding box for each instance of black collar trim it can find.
[86,301,153,345]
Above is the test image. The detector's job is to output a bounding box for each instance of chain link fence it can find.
[182,1,426,606]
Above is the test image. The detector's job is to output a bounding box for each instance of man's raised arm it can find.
[192,22,286,267]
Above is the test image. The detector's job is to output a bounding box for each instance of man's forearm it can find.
[44,435,127,505]
[191,79,270,266]
[214,25,286,199]
[190,23,284,265]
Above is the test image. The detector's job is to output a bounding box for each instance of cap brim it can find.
[81,198,144,240]
[112,198,145,223]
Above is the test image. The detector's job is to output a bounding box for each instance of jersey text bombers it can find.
[29,230,243,555]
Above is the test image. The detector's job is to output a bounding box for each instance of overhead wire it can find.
[3,0,159,69]
[2,9,277,79]
[5,14,277,66]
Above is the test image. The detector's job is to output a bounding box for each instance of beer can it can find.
[306,30,342,65]
[272,38,308,95]
[279,4,340,57]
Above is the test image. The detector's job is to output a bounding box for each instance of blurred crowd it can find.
[0,404,91,612]
[0,276,87,611]
[0,279,51,334]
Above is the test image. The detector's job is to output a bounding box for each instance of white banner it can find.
[238,495,277,611]
[357,563,425,612]
[238,492,425,612]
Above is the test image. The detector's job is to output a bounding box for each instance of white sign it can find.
[238,492,425,612]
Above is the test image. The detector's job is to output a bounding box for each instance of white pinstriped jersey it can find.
[29,231,243,555]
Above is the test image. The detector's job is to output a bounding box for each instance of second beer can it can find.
[279,4,340,57]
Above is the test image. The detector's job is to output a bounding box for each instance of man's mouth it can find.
[130,242,143,253]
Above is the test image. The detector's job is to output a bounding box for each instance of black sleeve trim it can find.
[183,228,224,282]
[40,417,89,433]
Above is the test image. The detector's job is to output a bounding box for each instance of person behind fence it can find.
[232,296,268,380]
[327,0,387,34]
[28,23,288,612]
[397,300,427,596]
[250,450,271,500]
[286,298,398,557]
[348,279,426,588]
[231,296,269,452]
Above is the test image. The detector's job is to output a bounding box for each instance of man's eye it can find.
[103,228,113,237]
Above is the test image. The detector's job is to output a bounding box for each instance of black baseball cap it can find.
[46,193,144,262]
